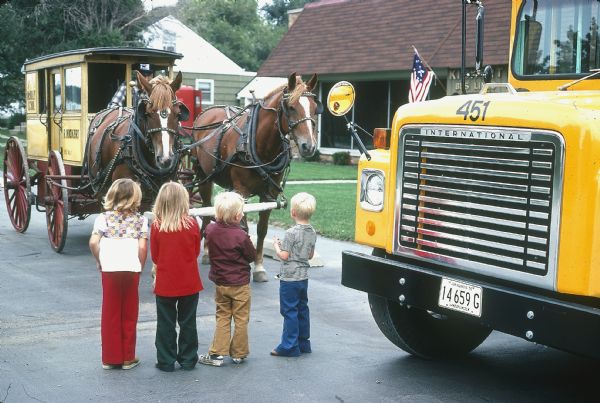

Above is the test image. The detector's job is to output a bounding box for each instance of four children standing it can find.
[90,181,317,371]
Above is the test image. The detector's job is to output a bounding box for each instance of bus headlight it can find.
[360,169,384,211]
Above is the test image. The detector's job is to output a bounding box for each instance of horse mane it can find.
[148,75,174,111]
[264,77,308,105]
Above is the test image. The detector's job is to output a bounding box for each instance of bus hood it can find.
[394,90,600,133]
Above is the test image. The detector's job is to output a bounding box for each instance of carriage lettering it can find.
[63,129,79,139]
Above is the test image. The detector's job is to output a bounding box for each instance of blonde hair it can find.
[214,192,244,225]
[103,178,142,212]
[291,192,316,220]
[152,181,192,232]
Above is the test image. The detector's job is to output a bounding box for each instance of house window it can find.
[196,79,214,105]
[163,31,176,52]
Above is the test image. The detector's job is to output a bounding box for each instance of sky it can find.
[143,0,272,11]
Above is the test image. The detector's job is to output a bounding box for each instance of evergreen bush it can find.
[332,151,351,165]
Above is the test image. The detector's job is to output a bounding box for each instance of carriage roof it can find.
[23,47,182,70]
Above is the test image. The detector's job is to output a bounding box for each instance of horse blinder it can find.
[314,99,324,115]
[176,102,190,122]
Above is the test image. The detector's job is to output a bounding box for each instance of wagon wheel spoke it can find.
[3,137,31,233]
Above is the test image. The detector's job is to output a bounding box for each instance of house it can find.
[258,0,512,156]
[237,76,287,106]
[144,16,254,108]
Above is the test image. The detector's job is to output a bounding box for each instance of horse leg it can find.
[253,206,271,283]
[199,182,213,265]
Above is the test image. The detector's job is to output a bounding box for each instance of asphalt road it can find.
[0,191,599,402]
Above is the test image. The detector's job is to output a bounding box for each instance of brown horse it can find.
[191,72,320,282]
[86,71,188,199]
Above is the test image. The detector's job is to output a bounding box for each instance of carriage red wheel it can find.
[3,136,31,233]
[45,150,69,252]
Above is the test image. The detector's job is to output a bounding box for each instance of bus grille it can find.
[395,126,564,288]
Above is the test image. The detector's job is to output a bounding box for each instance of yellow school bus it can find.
[339,0,600,359]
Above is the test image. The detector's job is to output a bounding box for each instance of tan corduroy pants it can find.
[209,284,251,358]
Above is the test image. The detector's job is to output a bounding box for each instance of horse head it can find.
[279,72,322,158]
[136,71,188,170]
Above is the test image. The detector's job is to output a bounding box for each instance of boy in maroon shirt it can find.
[199,192,256,366]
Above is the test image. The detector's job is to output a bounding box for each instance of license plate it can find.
[438,278,483,317]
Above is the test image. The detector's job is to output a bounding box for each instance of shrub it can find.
[302,149,321,162]
[0,113,25,128]
[332,151,351,165]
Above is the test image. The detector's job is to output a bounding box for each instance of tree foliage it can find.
[0,0,147,109]
[177,0,280,72]
[261,0,316,27]
[0,0,316,109]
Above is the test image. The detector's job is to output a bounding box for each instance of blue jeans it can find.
[275,279,311,356]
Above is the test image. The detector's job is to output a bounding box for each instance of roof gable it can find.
[145,16,254,75]
[258,0,511,77]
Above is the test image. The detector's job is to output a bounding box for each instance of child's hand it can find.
[96,262,102,272]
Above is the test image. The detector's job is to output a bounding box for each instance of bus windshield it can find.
[513,0,600,77]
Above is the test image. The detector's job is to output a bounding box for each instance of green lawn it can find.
[256,182,357,241]
[287,160,357,181]
[243,161,358,240]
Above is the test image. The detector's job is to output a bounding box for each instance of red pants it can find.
[101,271,140,364]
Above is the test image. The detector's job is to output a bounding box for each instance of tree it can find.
[177,0,280,71]
[261,0,316,27]
[0,0,147,109]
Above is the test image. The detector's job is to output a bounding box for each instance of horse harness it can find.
[186,90,322,195]
[84,96,184,197]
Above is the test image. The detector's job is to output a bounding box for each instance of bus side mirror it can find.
[326,81,355,116]
[475,4,485,72]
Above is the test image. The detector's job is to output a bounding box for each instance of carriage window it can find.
[53,73,62,112]
[88,63,126,113]
[65,67,82,111]
[196,79,214,105]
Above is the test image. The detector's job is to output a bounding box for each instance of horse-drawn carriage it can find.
[3,47,187,252]
[3,47,322,282]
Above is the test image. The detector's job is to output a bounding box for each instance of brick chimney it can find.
[288,8,303,28]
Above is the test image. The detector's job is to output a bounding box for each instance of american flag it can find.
[409,53,433,103]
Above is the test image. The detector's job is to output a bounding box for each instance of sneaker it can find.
[102,363,121,370]
[155,363,175,372]
[231,357,246,364]
[122,358,140,370]
[198,353,224,367]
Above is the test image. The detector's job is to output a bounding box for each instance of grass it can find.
[242,174,357,241]
[287,160,357,181]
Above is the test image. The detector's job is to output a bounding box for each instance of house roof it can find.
[145,16,255,76]
[258,0,511,77]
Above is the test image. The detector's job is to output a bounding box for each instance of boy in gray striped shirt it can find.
[271,192,317,357]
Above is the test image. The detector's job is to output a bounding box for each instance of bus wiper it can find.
[558,69,600,91]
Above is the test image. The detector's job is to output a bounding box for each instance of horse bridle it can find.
[136,93,188,139]
[276,90,323,140]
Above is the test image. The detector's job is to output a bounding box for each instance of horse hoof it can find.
[253,271,269,283]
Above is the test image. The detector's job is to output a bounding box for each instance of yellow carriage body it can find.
[23,48,182,166]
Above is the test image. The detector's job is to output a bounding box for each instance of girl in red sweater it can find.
[151,181,203,372]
